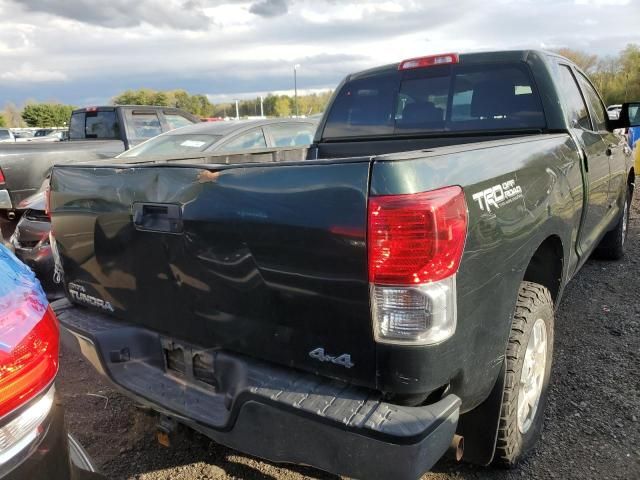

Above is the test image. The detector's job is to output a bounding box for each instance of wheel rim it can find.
[622,197,629,245]
[517,318,547,434]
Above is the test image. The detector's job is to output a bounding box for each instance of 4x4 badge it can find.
[309,347,354,369]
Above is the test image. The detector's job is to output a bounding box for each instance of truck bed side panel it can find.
[370,134,582,408]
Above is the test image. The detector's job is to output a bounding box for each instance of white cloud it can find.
[0,63,67,83]
[0,0,638,105]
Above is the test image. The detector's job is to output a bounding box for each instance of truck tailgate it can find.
[49,161,375,385]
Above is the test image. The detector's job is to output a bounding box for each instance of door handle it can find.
[606,144,615,157]
[132,203,183,233]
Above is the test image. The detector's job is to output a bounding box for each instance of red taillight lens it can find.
[0,302,59,419]
[0,168,5,184]
[368,186,467,285]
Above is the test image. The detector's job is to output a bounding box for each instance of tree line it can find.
[2,43,639,128]
[0,89,333,128]
[111,88,332,118]
[553,44,639,104]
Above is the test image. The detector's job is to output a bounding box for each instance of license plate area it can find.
[160,338,217,389]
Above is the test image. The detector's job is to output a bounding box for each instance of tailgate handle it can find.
[132,203,183,234]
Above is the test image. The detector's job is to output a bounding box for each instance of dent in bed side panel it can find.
[371,134,581,409]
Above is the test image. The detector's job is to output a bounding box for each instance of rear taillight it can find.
[0,168,5,184]
[368,186,467,344]
[0,301,59,419]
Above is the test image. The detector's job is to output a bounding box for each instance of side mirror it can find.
[609,102,640,130]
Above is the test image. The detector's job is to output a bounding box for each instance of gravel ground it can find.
[55,197,640,480]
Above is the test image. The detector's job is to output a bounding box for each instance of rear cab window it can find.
[322,62,546,139]
[69,110,120,140]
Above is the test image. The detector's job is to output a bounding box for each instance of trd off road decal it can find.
[68,283,115,312]
[472,179,523,212]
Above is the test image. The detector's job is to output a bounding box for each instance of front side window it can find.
[556,66,592,131]
[217,129,267,152]
[577,73,608,132]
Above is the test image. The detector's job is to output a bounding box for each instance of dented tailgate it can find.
[49,161,376,386]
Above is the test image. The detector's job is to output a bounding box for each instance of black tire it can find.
[596,188,631,260]
[494,281,554,468]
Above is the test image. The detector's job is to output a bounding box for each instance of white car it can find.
[0,128,15,143]
[607,104,622,120]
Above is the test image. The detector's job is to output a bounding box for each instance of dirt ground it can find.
[54,198,640,480]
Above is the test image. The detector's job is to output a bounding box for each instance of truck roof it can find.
[349,49,569,80]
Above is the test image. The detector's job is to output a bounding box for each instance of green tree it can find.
[0,114,5,127]
[22,103,74,127]
[554,48,598,74]
[273,96,292,117]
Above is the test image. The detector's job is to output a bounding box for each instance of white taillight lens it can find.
[371,276,457,345]
[0,386,54,467]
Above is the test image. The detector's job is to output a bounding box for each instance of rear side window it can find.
[266,123,316,147]
[218,129,267,152]
[164,113,194,130]
[556,66,591,131]
[69,111,119,139]
[323,63,545,139]
[129,112,162,140]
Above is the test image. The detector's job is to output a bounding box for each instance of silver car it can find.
[118,118,318,159]
[0,129,15,143]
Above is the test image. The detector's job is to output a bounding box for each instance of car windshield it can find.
[0,130,10,139]
[119,133,223,158]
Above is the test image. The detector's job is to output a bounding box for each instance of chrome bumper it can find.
[0,189,12,209]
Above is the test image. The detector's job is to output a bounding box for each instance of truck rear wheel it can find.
[494,281,554,468]
[596,189,631,260]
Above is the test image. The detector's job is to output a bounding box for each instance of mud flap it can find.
[456,361,506,465]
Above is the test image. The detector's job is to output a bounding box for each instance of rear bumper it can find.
[53,299,461,480]
[0,190,12,210]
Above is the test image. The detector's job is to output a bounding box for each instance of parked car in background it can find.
[0,244,103,479]
[119,117,318,159]
[34,129,55,138]
[0,105,198,220]
[0,129,15,143]
[607,104,622,119]
[48,50,634,480]
[9,191,62,299]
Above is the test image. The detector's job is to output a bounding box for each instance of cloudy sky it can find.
[0,0,639,107]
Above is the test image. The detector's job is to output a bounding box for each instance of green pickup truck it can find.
[48,50,637,479]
